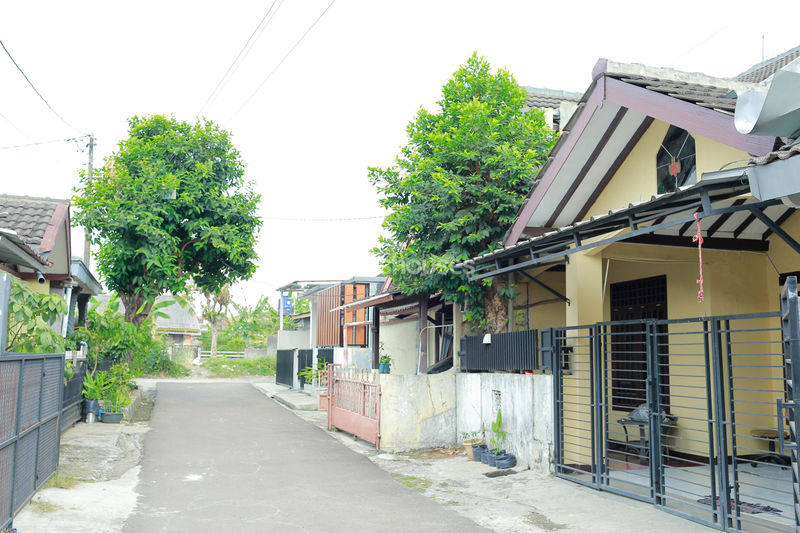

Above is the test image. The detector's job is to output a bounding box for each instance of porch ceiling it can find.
[463,171,794,281]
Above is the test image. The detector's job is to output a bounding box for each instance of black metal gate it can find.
[0,353,64,531]
[61,359,86,432]
[297,349,313,389]
[550,291,800,532]
[276,349,295,387]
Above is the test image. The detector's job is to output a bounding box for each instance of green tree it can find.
[201,286,232,357]
[5,279,67,352]
[73,115,261,327]
[369,53,556,331]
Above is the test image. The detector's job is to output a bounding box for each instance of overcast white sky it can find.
[1,1,797,307]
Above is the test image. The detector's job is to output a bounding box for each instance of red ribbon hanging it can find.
[692,212,704,302]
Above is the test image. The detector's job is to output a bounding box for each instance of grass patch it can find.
[392,474,432,493]
[29,500,61,513]
[203,356,276,377]
[44,472,78,489]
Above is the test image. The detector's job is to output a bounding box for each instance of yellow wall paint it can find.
[694,133,751,178]
[24,278,51,295]
[512,269,567,330]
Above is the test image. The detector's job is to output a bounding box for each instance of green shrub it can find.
[203,356,276,377]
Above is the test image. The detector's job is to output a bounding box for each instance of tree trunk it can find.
[481,282,508,334]
[119,292,155,327]
[210,323,218,357]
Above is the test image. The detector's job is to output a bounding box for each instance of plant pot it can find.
[487,452,497,467]
[379,363,390,374]
[463,439,482,459]
[480,447,490,464]
[473,444,486,462]
[84,398,100,415]
[101,412,123,424]
[495,453,517,469]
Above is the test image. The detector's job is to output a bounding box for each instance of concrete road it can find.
[124,383,488,533]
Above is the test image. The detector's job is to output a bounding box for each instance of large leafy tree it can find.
[369,54,556,331]
[74,115,261,326]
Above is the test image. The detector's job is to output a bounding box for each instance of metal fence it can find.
[61,359,86,432]
[297,349,313,389]
[549,307,798,532]
[276,349,294,387]
[461,329,539,372]
[327,364,381,448]
[0,353,64,531]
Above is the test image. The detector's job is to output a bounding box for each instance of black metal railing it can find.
[61,359,86,432]
[549,306,797,533]
[461,329,539,372]
[297,349,313,389]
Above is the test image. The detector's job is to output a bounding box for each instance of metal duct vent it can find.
[735,67,800,138]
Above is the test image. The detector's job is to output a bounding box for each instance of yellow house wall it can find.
[24,279,51,295]
[556,121,778,464]
[512,269,566,331]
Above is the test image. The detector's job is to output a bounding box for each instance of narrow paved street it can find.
[123,383,488,532]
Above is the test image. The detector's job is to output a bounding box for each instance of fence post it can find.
[780,276,800,529]
[0,272,10,355]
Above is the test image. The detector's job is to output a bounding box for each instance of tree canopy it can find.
[369,54,556,330]
[74,115,261,326]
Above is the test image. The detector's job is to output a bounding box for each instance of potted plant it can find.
[101,363,133,424]
[460,431,483,460]
[82,371,110,417]
[489,409,507,463]
[379,354,391,374]
[101,385,130,424]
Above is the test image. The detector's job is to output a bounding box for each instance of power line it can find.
[0,110,32,140]
[0,38,84,134]
[227,0,337,124]
[0,134,89,151]
[196,0,284,117]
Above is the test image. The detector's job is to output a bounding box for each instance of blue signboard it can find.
[282,296,293,315]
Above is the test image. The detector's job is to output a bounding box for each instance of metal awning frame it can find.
[468,176,798,281]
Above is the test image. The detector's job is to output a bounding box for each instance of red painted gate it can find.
[327,365,380,449]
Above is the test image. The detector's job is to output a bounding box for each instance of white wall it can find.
[456,373,553,473]
[380,319,418,375]
[379,371,458,451]
[277,330,310,350]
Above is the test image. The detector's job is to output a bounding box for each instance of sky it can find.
[0,1,798,307]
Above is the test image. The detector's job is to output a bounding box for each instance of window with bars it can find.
[610,275,669,411]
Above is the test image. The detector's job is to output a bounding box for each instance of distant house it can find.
[0,194,101,334]
[95,293,200,345]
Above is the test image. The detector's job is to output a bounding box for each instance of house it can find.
[0,195,102,334]
[94,293,200,346]
[272,277,385,389]
[460,49,800,532]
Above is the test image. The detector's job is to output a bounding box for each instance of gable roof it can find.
[504,59,776,245]
[525,87,582,109]
[0,195,70,255]
[737,45,800,83]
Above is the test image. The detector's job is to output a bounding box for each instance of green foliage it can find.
[203,356,276,377]
[71,295,188,377]
[82,371,110,400]
[73,114,262,326]
[101,363,134,413]
[369,53,556,327]
[5,279,67,353]
[299,360,327,383]
[378,341,391,364]
[490,409,507,455]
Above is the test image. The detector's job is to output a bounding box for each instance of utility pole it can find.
[83,134,94,268]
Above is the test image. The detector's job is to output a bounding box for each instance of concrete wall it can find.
[456,373,553,474]
[244,348,271,360]
[379,371,458,451]
[277,330,310,350]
